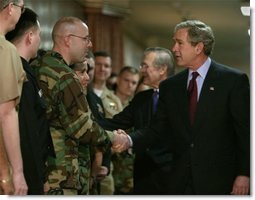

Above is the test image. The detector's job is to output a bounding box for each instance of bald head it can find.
[52,16,87,43]
[51,16,92,65]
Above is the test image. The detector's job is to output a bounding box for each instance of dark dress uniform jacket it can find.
[98,89,173,194]
[19,58,54,194]
[130,60,250,194]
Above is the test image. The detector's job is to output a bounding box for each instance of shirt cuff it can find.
[127,135,133,147]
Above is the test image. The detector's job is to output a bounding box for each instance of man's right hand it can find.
[96,166,108,181]
[111,129,131,153]
[12,171,28,195]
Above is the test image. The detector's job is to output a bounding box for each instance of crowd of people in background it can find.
[0,0,250,196]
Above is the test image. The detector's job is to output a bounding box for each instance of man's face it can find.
[171,28,198,68]
[7,0,25,32]
[116,71,139,97]
[69,22,92,64]
[94,56,112,83]
[74,61,90,90]
[140,52,163,88]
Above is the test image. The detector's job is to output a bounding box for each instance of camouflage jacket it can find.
[31,51,110,191]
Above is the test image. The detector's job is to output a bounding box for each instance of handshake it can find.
[111,129,131,153]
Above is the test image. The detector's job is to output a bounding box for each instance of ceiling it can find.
[121,0,249,46]
[102,0,250,75]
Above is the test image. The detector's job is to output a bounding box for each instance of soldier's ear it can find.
[64,35,71,47]
[27,31,33,44]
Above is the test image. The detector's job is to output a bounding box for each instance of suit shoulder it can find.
[133,89,153,100]
[212,61,247,77]
[211,61,249,85]
[160,69,187,88]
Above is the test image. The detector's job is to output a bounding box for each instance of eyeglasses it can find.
[13,3,25,14]
[2,2,25,13]
[68,34,91,43]
[139,64,149,70]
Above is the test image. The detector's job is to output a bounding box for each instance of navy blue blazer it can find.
[19,58,54,194]
[130,60,250,194]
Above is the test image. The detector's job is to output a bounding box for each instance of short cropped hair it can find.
[93,51,111,58]
[52,16,83,42]
[118,66,139,77]
[6,7,38,42]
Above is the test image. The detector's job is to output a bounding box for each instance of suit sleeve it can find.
[129,84,170,152]
[98,98,136,131]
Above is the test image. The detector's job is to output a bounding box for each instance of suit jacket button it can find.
[190,143,194,148]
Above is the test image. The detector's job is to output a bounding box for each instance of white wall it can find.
[123,34,144,69]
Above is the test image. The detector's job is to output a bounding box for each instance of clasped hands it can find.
[111,129,131,153]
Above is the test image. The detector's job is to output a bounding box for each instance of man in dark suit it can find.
[99,47,175,194]
[113,20,250,195]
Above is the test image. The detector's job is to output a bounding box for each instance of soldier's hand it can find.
[96,166,108,181]
[44,181,50,194]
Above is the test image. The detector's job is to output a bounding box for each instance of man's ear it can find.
[27,31,33,44]
[6,3,14,15]
[159,65,167,75]
[63,35,71,47]
[195,42,204,54]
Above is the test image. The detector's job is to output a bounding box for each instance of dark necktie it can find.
[188,72,199,125]
[152,89,159,114]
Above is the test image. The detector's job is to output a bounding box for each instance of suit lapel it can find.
[145,89,154,123]
[193,61,219,129]
[174,69,191,130]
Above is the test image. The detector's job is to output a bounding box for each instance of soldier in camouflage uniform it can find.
[70,59,104,195]
[31,17,110,195]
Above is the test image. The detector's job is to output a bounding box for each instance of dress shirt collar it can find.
[188,57,211,80]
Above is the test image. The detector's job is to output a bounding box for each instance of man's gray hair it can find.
[144,47,175,77]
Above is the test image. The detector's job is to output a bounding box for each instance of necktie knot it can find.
[152,89,159,114]
[192,71,199,79]
[188,72,199,93]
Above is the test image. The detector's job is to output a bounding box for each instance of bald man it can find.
[31,17,111,195]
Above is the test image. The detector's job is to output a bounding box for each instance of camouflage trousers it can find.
[100,162,114,194]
